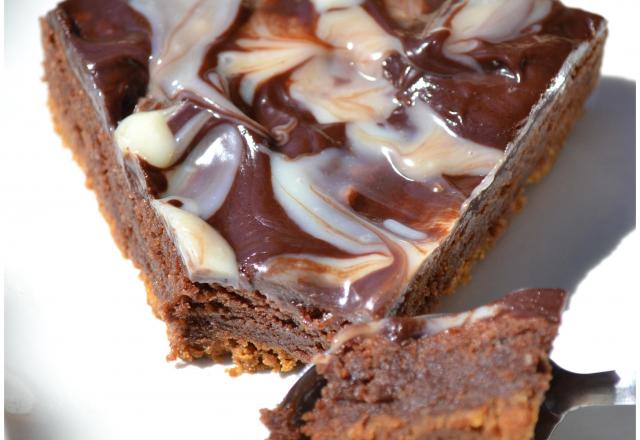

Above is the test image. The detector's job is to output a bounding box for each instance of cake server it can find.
[534,360,636,440]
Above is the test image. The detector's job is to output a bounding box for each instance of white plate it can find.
[3,1,637,438]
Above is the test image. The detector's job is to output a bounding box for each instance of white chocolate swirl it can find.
[162,121,244,219]
[348,101,503,181]
[153,201,239,285]
[130,0,245,114]
[217,13,325,104]
[310,0,365,12]
[115,108,181,168]
[435,0,553,68]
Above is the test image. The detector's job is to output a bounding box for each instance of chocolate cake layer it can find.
[43,0,605,370]
[262,288,566,439]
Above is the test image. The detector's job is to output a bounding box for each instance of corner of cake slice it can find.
[262,288,566,439]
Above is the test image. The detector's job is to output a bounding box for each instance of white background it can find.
[2,1,638,439]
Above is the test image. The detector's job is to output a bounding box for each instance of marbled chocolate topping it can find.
[49,0,602,321]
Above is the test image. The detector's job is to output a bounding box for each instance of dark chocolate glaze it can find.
[253,74,349,158]
[208,144,351,280]
[50,0,601,320]
[48,0,151,128]
[370,0,604,148]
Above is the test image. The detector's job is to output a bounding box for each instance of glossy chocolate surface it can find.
[49,0,602,321]
[51,0,151,126]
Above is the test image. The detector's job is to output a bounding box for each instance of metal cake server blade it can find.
[534,360,636,440]
[279,365,324,428]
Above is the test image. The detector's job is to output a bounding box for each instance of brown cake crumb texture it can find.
[262,307,561,440]
[42,14,604,373]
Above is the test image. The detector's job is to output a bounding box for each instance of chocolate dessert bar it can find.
[42,0,604,371]
[262,288,566,439]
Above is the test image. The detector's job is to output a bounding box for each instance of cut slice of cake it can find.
[42,0,604,371]
[262,288,566,439]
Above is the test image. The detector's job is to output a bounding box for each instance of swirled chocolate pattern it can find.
[55,0,603,321]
